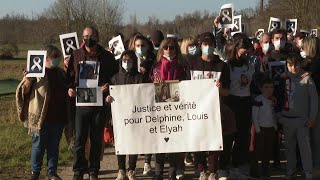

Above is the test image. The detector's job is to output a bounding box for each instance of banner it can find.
[110,80,223,155]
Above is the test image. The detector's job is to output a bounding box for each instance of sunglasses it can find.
[163,45,175,51]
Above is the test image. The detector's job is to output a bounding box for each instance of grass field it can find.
[0,44,73,178]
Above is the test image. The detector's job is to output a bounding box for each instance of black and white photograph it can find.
[219,3,234,28]
[154,82,180,103]
[311,29,318,37]
[231,15,242,33]
[286,19,297,35]
[76,87,103,106]
[268,61,287,84]
[108,35,125,60]
[268,17,281,32]
[26,50,47,77]
[59,32,80,58]
[78,61,100,87]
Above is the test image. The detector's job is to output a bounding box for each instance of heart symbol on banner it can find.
[164,137,169,142]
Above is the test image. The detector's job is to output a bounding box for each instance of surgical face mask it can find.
[163,55,176,61]
[298,39,303,47]
[201,46,214,56]
[274,40,285,50]
[188,46,198,55]
[135,47,147,57]
[262,43,269,52]
[122,62,128,71]
[300,51,306,58]
[51,58,60,68]
[84,38,97,48]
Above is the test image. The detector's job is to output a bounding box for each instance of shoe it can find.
[127,170,136,180]
[143,163,153,176]
[72,172,83,180]
[116,170,126,180]
[90,172,99,180]
[305,172,312,180]
[208,173,216,180]
[176,170,184,179]
[199,171,209,180]
[48,172,62,180]
[29,172,40,180]
[216,170,228,180]
[152,175,164,180]
[184,157,194,166]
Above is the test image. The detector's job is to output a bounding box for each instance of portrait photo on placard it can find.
[78,61,100,87]
[268,17,281,32]
[59,32,79,58]
[219,3,234,28]
[108,35,125,60]
[26,50,47,77]
[76,87,103,106]
[154,82,180,103]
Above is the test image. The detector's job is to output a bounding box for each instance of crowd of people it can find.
[16,15,320,180]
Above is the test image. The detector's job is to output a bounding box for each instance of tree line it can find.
[0,0,319,58]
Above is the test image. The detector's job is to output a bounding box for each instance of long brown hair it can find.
[303,36,320,60]
[156,37,183,63]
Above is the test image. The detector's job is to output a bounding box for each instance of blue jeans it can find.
[31,122,64,173]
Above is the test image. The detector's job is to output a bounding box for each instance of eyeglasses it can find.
[163,45,175,51]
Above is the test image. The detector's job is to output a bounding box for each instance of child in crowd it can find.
[278,54,318,179]
[106,50,147,180]
[250,78,277,178]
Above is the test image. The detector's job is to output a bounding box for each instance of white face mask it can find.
[274,40,285,50]
[298,39,303,47]
[122,62,128,71]
[163,55,175,61]
[262,43,269,52]
[300,51,306,58]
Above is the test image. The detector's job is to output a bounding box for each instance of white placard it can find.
[268,17,281,32]
[26,50,47,77]
[76,87,103,106]
[219,3,234,29]
[110,80,223,155]
[311,29,318,37]
[232,15,242,33]
[78,61,100,88]
[108,35,125,60]
[286,19,297,35]
[256,29,265,40]
[59,32,80,58]
[190,70,221,81]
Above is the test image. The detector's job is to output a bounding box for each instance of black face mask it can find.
[84,38,97,48]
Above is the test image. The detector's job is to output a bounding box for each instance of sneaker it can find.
[72,172,83,180]
[89,172,99,180]
[216,170,228,180]
[305,172,312,180]
[152,175,164,180]
[116,170,126,180]
[199,171,209,180]
[176,170,184,179]
[143,163,153,176]
[127,170,136,180]
[29,172,40,180]
[184,157,194,166]
[48,173,62,180]
[208,173,216,180]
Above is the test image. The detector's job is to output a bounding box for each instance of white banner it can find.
[110,79,223,155]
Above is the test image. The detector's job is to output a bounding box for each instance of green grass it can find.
[0,50,73,177]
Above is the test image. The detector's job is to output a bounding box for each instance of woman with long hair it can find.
[151,37,188,180]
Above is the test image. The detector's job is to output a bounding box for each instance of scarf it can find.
[16,76,50,135]
[160,56,178,80]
